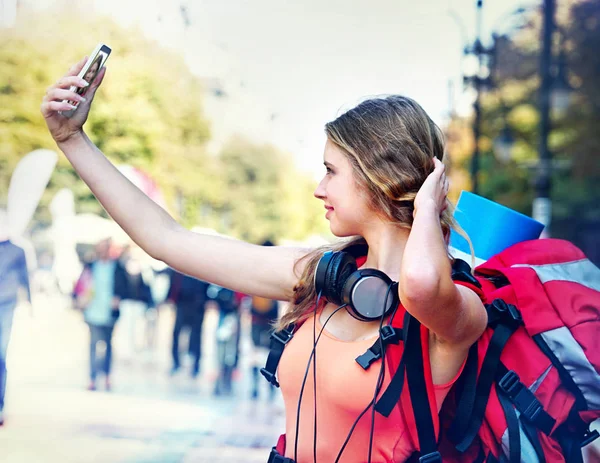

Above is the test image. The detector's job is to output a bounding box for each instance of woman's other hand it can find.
[40,56,107,144]
[414,157,449,216]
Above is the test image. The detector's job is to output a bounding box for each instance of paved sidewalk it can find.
[0,294,284,463]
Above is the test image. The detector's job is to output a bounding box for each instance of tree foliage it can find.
[210,137,329,243]
[0,11,328,244]
[0,13,210,217]
[447,0,600,245]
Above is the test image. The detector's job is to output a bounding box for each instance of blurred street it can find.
[0,292,285,463]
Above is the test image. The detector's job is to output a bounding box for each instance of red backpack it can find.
[415,238,600,463]
[263,239,600,462]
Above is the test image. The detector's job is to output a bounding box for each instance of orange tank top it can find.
[278,310,464,463]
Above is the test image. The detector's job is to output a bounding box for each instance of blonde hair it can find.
[278,95,472,330]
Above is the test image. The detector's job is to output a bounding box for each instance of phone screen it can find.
[62,43,111,116]
[77,47,110,96]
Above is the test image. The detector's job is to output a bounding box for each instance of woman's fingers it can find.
[45,88,86,104]
[48,75,89,93]
[47,55,91,91]
[42,100,77,114]
[44,57,88,95]
[432,157,445,179]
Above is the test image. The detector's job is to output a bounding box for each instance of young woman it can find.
[41,58,487,462]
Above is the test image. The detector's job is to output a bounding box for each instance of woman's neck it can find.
[360,221,410,282]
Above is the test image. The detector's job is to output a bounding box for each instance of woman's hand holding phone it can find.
[40,56,107,144]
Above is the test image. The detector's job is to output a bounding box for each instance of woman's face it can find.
[314,140,375,237]
[84,60,100,83]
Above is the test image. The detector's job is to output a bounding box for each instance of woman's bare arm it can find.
[43,60,310,300]
[399,159,487,347]
[59,133,309,299]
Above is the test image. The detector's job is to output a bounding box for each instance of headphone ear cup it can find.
[326,252,357,306]
[323,252,343,304]
[314,251,333,298]
[344,269,397,321]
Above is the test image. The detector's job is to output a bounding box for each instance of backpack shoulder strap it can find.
[403,314,443,462]
[372,310,442,462]
[261,323,296,387]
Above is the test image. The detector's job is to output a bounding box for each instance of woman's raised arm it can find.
[399,159,487,346]
[42,59,309,300]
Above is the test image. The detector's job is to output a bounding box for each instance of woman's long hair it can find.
[277,95,472,330]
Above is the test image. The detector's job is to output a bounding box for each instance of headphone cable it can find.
[334,283,395,463]
[334,360,386,463]
[294,297,347,462]
[367,283,395,462]
[312,292,318,463]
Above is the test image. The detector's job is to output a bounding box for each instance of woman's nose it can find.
[314,180,326,199]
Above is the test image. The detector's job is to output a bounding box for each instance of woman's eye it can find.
[325,167,333,174]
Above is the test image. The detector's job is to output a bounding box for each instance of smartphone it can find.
[61,43,111,118]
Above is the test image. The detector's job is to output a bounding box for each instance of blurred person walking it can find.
[144,262,170,353]
[247,240,279,401]
[119,246,154,361]
[167,269,208,378]
[211,285,241,396]
[0,216,31,426]
[74,239,127,391]
[248,296,279,400]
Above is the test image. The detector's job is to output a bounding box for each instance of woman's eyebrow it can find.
[323,161,335,168]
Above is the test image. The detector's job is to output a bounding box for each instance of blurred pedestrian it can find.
[167,269,208,378]
[248,240,279,401]
[74,239,127,391]
[211,285,241,396]
[145,261,170,353]
[0,223,31,426]
[119,246,154,361]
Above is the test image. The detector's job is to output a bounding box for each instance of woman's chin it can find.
[328,222,354,238]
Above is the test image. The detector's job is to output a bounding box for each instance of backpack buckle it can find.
[271,328,294,346]
[260,368,280,388]
[419,451,442,463]
[356,349,380,370]
[522,398,544,423]
[356,326,402,370]
[380,325,402,345]
[490,299,523,326]
[498,370,522,398]
[582,429,600,447]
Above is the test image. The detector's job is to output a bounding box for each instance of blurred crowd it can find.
[0,234,283,426]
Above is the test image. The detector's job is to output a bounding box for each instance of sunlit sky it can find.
[30,0,539,177]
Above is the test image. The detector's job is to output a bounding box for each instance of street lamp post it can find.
[534,0,555,236]
[466,0,494,195]
[472,70,482,195]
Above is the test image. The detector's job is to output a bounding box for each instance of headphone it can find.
[314,248,398,322]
